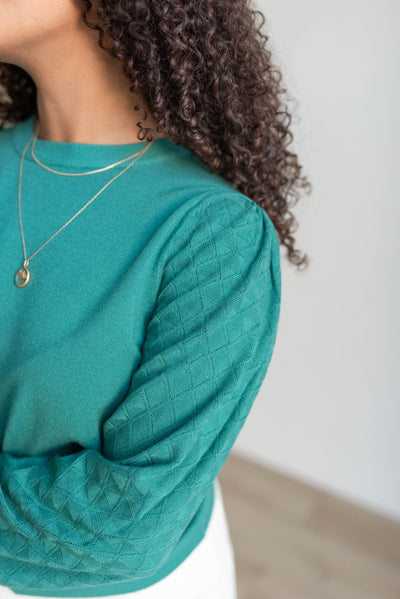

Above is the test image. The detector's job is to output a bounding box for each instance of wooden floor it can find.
[218,452,400,599]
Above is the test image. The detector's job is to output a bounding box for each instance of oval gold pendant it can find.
[15,265,31,287]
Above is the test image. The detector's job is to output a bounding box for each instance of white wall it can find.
[234,0,400,521]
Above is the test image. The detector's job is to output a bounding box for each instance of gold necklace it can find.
[30,118,148,176]
[15,121,153,288]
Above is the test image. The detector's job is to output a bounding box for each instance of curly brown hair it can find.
[0,0,312,268]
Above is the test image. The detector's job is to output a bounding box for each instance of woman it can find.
[0,1,311,598]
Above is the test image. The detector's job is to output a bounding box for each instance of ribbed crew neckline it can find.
[11,114,175,169]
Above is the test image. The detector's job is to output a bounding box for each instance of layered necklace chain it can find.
[15,118,153,287]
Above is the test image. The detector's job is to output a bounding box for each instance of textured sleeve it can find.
[0,192,281,591]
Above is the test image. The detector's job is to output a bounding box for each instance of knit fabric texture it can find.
[0,114,281,596]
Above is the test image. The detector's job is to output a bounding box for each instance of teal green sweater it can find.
[0,114,281,596]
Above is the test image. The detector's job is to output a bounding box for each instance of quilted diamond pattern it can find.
[0,192,281,591]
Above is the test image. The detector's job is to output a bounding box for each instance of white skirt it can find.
[1,477,237,599]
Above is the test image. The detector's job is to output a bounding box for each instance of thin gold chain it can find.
[30,118,149,176]
[16,125,153,282]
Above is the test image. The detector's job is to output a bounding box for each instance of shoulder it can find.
[159,187,281,295]
[164,188,280,259]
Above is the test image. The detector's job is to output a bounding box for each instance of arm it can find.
[0,192,281,590]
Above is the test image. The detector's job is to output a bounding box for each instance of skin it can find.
[0,0,166,143]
